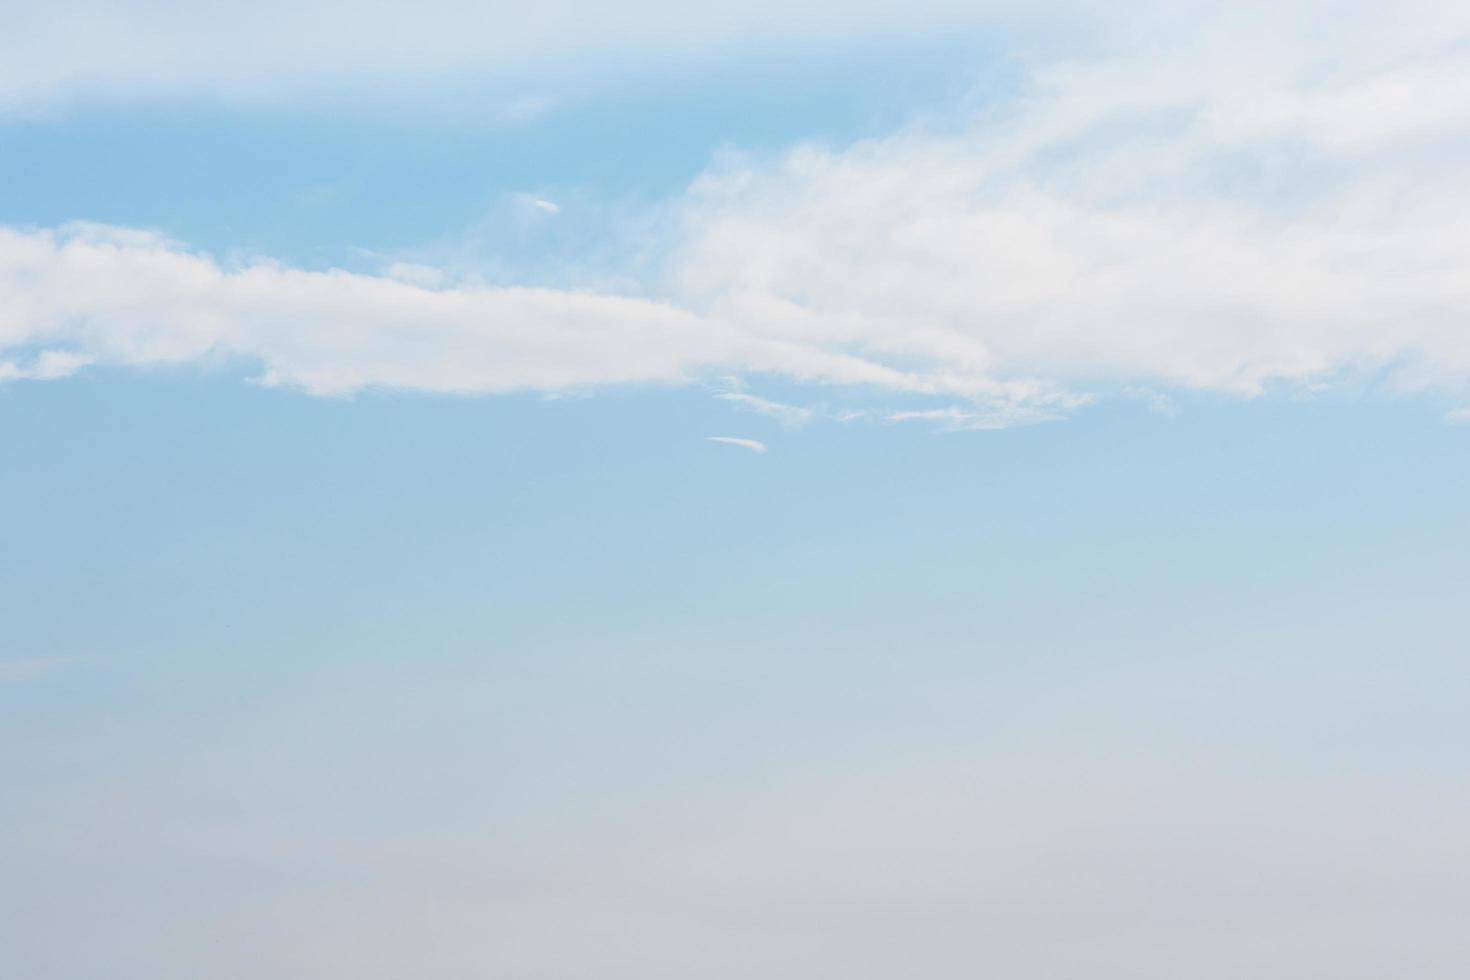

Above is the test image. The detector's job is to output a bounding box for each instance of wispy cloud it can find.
[1122,387,1180,418]
[886,404,1073,430]
[706,436,768,453]
[715,392,813,426]
[886,408,985,427]
[382,262,448,288]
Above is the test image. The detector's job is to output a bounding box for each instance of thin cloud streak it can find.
[715,392,814,426]
[706,436,768,453]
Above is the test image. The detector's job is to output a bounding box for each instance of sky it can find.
[2,2,1469,978]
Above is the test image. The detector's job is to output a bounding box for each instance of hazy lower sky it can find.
[3,3,1469,978]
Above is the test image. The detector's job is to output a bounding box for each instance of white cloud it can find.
[706,436,768,453]
[532,199,561,215]
[381,262,447,288]
[1121,387,1179,418]
[885,406,1065,431]
[0,223,728,396]
[668,5,1470,407]
[3,2,1470,420]
[0,224,1037,410]
[715,392,814,426]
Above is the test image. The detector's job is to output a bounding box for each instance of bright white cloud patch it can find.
[0,224,724,396]
[0,224,1046,408]
[2,1,1469,419]
[672,9,1470,405]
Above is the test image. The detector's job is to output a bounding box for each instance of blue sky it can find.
[4,3,1470,978]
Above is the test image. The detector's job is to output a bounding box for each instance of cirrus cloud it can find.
[706,436,768,453]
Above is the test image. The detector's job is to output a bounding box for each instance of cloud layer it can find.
[3,1,1469,419]
[0,0,1022,112]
